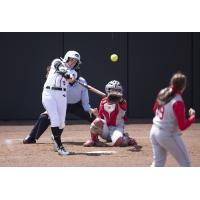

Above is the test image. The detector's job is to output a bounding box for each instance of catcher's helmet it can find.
[63,50,82,64]
[105,80,123,96]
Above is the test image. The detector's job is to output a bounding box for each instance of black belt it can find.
[46,86,66,91]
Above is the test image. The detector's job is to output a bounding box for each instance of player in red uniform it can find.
[83,80,140,149]
[150,72,196,166]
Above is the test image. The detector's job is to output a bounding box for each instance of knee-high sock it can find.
[51,127,62,148]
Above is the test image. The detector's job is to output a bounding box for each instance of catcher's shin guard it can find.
[90,118,104,135]
[84,118,104,147]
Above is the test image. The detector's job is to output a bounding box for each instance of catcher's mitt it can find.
[108,92,122,103]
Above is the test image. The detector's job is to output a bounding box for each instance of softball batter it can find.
[23,76,97,144]
[150,72,196,167]
[42,50,79,156]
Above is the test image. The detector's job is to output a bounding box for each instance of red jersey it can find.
[98,98,127,127]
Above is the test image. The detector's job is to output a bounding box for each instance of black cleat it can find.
[23,135,36,144]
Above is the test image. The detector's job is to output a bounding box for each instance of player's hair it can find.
[157,72,187,108]
[46,65,51,78]
[170,72,187,92]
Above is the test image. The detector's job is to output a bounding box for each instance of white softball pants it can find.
[150,125,191,167]
[101,125,124,145]
[42,89,67,129]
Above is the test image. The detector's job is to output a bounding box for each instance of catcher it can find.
[83,80,141,150]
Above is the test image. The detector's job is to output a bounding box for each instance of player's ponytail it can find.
[157,87,175,108]
[157,72,187,108]
[46,65,51,78]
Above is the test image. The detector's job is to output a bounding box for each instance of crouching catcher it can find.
[83,80,141,150]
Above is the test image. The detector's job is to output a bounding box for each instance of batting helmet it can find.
[63,50,82,64]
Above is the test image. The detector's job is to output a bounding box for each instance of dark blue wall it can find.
[128,33,193,118]
[0,32,199,120]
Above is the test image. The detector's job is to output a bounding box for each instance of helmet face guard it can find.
[105,80,123,98]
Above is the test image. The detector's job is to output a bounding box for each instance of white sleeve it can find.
[51,58,64,70]
[79,77,91,112]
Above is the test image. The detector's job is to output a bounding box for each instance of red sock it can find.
[91,132,98,141]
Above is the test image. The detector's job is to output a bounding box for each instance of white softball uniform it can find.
[150,95,191,167]
[42,59,77,129]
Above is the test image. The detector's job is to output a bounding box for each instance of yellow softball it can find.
[110,54,118,62]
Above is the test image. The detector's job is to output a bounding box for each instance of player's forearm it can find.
[178,117,195,131]
[81,92,91,112]
[173,101,195,131]
[82,102,91,112]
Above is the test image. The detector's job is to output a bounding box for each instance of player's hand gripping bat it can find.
[76,80,106,98]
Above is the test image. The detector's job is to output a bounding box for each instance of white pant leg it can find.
[55,91,67,129]
[154,126,191,167]
[42,90,60,127]
[42,90,67,128]
[101,123,110,140]
[150,126,167,167]
[164,133,191,167]
[110,127,124,145]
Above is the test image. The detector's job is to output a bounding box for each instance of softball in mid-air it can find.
[110,54,118,62]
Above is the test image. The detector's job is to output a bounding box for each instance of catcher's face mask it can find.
[105,80,123,103]
[107,88,123,103]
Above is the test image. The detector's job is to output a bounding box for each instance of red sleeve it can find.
[153,101,158,113]
[119,99,127,111]
[173,101,195,131]
[119,99,128,121]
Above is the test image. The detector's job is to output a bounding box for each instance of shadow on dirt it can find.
[64,141,111,147]
[63,141,83,146]
[68,151,116,156]
[128,145,143,152]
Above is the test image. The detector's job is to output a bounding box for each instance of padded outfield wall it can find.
[0,32,199,120]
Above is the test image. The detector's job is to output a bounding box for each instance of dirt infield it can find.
[0,123,199,167]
